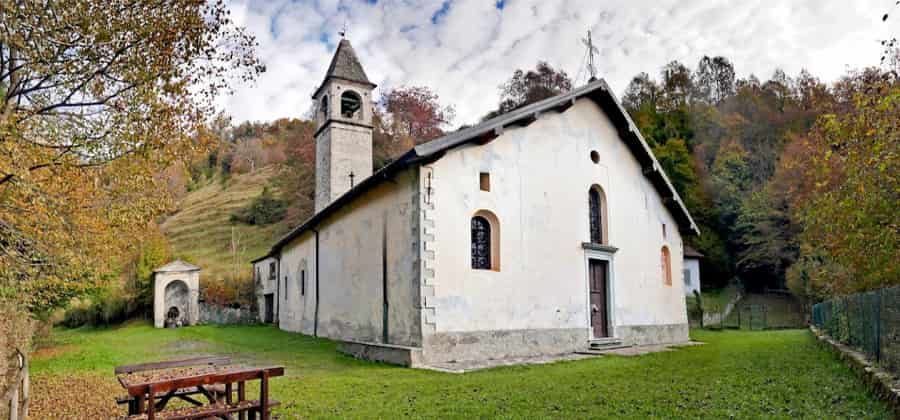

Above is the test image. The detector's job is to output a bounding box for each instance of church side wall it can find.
[423,99,688,362]
[277,167,422,347]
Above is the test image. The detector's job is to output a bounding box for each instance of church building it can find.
[252,38,700,367]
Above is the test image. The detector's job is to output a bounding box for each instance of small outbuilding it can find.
[153,260,201,328]
[683,246,703,296]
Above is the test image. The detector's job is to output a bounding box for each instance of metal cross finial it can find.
[581,30,599,82]
[339,20,348,39]
[349,171,355,188]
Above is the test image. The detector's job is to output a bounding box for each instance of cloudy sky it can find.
[219,0,896,126]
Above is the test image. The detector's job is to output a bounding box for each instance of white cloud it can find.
[221,0,893,126]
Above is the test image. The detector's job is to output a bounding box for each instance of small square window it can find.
[479,172,490,192]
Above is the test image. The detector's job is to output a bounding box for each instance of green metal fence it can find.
[812,285,900,374]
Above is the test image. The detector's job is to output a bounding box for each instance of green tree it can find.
[734,187,797,288]
[652,138,696,196]
[129,231,173,312]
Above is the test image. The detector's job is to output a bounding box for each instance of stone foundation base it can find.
[422,328,588,364]
[339,324,691,367]
[616,323,690,346]
[338,340,424,367]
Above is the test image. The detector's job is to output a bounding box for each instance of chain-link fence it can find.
[812,285,900,374]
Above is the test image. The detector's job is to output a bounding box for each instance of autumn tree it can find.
[380,86,455,144]
[0,1,263,313]
[622,72,661,111]
[484,61,572,120]
[660,61,694,110]
[694,56,735,104]
[786,71,899,299]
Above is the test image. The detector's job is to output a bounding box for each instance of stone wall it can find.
[199,303,257,325]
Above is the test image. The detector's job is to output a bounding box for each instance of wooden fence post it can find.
[875,289,882,362]
[19,349,28,420]
[3,349,29,420]
[9,386,18,420]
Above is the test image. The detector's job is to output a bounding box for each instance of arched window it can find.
[471,210,500,270]
[661,246,672,286]
[589,185,608,244]
[341,90,362,119]
[320,95,329,117]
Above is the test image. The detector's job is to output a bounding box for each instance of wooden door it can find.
[264,294,274,324]
[589,259,609,338]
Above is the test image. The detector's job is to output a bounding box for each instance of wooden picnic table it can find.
[115,356,283,420]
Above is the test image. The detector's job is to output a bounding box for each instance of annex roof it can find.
[153,260,201,273]
[684,246,705,259]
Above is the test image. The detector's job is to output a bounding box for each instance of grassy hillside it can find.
[160,166,288,283]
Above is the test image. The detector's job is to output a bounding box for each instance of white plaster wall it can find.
[253,257,278,322]
[278,168,422,346]
[683,258,701,296]
[427,98,688,338]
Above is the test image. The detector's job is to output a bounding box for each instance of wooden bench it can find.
[115,356,232,375]
[123,399,281,420]
[115,356,231,414]
[115,386,226,409]
[118,363,284,420]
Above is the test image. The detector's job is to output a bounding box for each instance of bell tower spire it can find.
[312,38,376,213]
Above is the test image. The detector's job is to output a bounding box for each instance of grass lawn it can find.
[30,322,890,419]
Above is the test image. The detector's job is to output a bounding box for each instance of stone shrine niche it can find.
[153,260,201,328]
[163,280,190,327]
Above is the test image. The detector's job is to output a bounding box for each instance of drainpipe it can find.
[275,254,281,325]
[312,228,320,337]
[382,215,389,344]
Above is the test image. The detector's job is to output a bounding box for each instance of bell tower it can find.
[313,38,375,213]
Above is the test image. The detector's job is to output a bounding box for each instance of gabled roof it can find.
[154,260,201,273]
[313,39,375,98]
[684,246,704,259]
[259,78,700,260]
